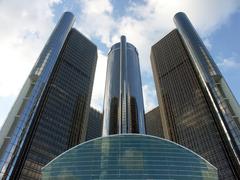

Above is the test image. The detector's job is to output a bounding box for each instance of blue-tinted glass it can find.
[42,134,217,180]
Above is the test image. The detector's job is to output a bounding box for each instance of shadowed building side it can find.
[174,12,240,163]
[86,108,103,141]
[0,12,97,179]
[145,106,164,138]
[151,12,240,179]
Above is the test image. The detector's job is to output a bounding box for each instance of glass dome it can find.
[42,134,217,179]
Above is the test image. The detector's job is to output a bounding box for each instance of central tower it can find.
[102,36,145,135]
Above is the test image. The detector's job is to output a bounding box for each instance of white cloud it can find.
[90,50,107,111]
[74,0,240,77]
[218,56,240,68]
[142,84,158,112]
[75,0,240,112]
[126,0,240,36]
[1,0,239,124]
[75,0,116,47]
[203,38,212,50]
[0,0,61,126]
[114,0,240,73]
[0,0,62,96]
[0,96,16,129]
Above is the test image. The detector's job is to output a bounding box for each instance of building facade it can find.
[86,108,103,141]
[42,134,218,179]
[42,34,218,180]
[102,36,145,135]
[151,12,240,179]
[0,12,97,179]
[145,106,164,138]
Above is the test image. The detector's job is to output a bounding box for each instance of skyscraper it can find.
[102,36,145,135]
[41,36,218,180]
[151,12,240,179]
[86,108,103,141]
[145,106,164,138]
[0,12,97,179]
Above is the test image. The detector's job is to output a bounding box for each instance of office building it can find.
[102,36,145,135]
[86,108,103,141]
[145,106,164,138]
[0,12,97,179]
[151,12,240,179]
[42,36,217,180]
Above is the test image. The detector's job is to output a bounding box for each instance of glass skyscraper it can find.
[0,12,97,179]
[102,36,145,135]
[42,35,217,179]
[151,12,240,179]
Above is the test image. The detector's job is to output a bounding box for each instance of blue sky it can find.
[0,0,239,128]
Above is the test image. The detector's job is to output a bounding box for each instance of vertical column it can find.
[119,35,128,133]
[103,36,146,136]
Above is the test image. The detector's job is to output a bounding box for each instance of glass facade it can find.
[103,36,145,136]
[42,134,217,179]
[151,17,240,179]
[145,106,164,138]
[174,12,240,163]
[0,12,97,179]
[86,108,103,141]
[0,12,75,179]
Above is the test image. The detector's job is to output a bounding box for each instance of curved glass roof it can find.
[42,134,217,179]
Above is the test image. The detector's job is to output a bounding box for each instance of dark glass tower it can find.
[0,12,97,179]
[102,36,145,135]
[41,34,217,180]
[151,12,240,179]
[86,108,103,141]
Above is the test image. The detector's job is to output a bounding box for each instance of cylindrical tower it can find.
[0,12,75,178]
[102,36,145,136]
[174,12,222,82]
[174,11,240,175]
